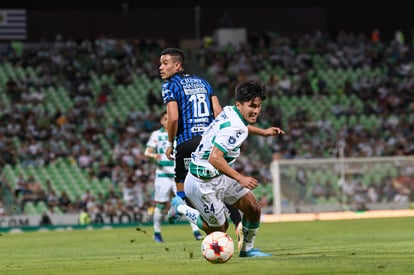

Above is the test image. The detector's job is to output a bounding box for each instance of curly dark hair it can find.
[234,79,267,103]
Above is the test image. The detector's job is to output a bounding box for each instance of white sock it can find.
[177,204,200,226]
[241,227,259,252]
[189,220,200,232]
[153,207,163,233]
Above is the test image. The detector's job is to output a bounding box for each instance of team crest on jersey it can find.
[208,215,218,224]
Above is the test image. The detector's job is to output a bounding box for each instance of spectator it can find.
[79,207,91,225]
[323,180,337,201]
[77,148,93,169]
[58,191,72,213]
[14,173,26,199]
[366,184,379,203]
[46,189,59,208]
[39,211,53,226]
[310,181,326,203]
[121,179,143,211]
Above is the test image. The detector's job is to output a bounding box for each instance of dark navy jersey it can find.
[162,72,215,146]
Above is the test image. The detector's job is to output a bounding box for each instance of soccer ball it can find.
[201,231,234,264]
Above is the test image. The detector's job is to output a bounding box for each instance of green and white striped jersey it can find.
[189,105,249,179]
[146,128,175,178]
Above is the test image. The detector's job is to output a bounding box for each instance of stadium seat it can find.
[24,201,38,215]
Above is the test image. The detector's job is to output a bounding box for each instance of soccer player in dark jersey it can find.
[160,48,220,200]
[159,48,281,246]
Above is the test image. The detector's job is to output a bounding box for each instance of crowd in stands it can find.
[0,29,413,219]
[199,29,414,159]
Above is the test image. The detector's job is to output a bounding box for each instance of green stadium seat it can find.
[36,201,49,214]
[24,201,37,215]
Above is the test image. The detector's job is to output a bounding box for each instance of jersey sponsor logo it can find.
[185,209,198,221]
[191,126,205,133]
[190,162,220,179]
[189,117,210,123]
[219,112,228,119]
[184,157,192,170]
[180,78,202,84]
[228,130,242,144]
[183,87,207,95]
[181,78,207,95]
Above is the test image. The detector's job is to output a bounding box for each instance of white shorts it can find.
[153,176,176,203]
[184,173,249,227]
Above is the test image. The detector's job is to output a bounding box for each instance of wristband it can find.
[168,141,174,147]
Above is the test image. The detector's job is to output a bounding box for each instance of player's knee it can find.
[249,201,261,217]
[242,199,261,218]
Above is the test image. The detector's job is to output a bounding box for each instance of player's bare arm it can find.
[144,147,160,160]
[208,146,259,190]
[166,101,179,160]
[211,95,223,118]
[247,125,285,137]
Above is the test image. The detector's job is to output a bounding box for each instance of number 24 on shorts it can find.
[203,203,216,214]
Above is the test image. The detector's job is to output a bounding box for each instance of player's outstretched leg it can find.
[153,203,165,242]
[190,222,204,240]
[167,196,185,224]
[168,196,204,235]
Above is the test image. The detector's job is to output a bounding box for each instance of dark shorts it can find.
[175,135,202,183]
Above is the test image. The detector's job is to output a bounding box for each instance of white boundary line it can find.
[262,209,414,223]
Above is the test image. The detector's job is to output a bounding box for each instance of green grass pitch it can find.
[1,217,414,274]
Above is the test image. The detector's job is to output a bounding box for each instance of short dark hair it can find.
[160,47,185,65]
[234,79,267,103]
